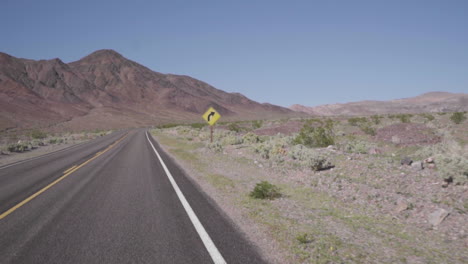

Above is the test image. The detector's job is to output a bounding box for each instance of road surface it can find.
[0,129,265,263]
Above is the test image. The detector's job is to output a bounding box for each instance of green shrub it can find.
[293,120,335,148]
[227,123,242,133]
[32,140,43,146]
[7,143,29,153]
[258,141,288,163]
[30,130,47,139]
[243,132,261,144]
[450,112,466,124]
[437,154,468,185]
[289,145,333,171]
[415,141,459,160]
[302,152,333,171]
[421,113,435,121]
[296,233,312,244]
[270,144,287,157]
[289,144,305,160]
[222,135,243,145]
[415,141,467,185]
[342,141,372,154]
[253,143,271,159]
[371,115,381,125]
[250,181,281,199]
[7,144,16,152]
[348,117,368,126]
[207,142,223,152]
[359,124,376,136]
[396,114,412,123]
[19,144,28,152]
[252,120,263,129]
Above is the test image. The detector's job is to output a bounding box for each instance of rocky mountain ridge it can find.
[0,50,296,131]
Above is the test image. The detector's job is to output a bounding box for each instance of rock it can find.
[391,135,401,144]
[394,201,408,213]
[401,157,413,166]
[368,148,382,155]
[428,208,449,227]
[411,161,423,171]
[424,157,435,163]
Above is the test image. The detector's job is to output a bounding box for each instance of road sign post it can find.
[202,107,221,143]
[210,125,213,143]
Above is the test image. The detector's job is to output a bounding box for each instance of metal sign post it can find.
[210,126,213,143]
[202,107,221,143]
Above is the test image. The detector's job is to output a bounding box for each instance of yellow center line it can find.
[0,134,128,220]
[63,165,77,174]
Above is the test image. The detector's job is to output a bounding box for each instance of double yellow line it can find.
[0,134,128,220]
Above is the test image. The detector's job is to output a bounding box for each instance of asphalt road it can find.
[0,129,266,264]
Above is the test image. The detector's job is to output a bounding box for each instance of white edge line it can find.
[146,131,227,264]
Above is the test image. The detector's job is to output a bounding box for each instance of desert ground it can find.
[151,112,467,263]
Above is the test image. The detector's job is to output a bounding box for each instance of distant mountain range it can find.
[290,92,468,116]
[0,50,295,131]
[1,50,466,132]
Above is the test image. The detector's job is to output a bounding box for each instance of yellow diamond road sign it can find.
[202,107,221,126]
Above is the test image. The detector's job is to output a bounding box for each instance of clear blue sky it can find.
[2,0,467,107]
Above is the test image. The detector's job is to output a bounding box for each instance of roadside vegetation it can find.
[0,129,113,165]
[250,181,282,200]
[450,111,466,124]
[151,112,467,263]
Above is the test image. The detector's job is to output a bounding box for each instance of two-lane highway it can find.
[0,129,265,263]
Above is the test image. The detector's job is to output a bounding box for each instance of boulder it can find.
[394,201,408,213]
[411,161,423,171]
[326,145,337,151]
[401,157,413,166]
[424,157,435,164]
[428,208,449,227]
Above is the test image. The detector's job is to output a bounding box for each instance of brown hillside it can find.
[0,50,297,132]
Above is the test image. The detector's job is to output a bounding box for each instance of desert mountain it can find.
[290,92,468,116]
[0,50,295,131]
